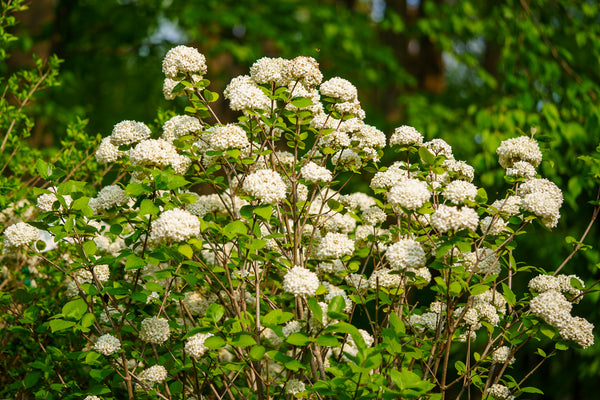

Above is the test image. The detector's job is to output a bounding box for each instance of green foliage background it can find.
[4,0,600,398]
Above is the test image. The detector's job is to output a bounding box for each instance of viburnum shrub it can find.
[3,45,599,400]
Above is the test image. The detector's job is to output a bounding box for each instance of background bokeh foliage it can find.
[4,0,600,398]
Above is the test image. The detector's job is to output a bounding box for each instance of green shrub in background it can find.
[2,39,600,400]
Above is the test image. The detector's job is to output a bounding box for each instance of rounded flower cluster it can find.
[94,333,121,356]
[209,124,250,151]
[319,77,357,102]
[529,290,572,329]
[496,136,542,169]
[243,169,287,204]
[150,208,200,244]
[3,222,39,252]
[442,159,474,182]
[284,56,323,87]
[362,206,386,226]
[139,316,171,345]
[431,205,479,233]
[350,123,387,161]
[442,180,478,205]
[84,396,101,400]
[224,75,271,111]
[162,45,207,78]
[518,178,563,228]
[283,265,320,297]
[370,162,409,189]
[249,57,289,86]
[479,216,508,236]
[109,120,151,146]
[487,384,514,400]
[423,138,453,159]
[389,125,423,147]
[185,332,213,359]
[282,320,303,337]
[506,160,537,179]
[285,379,306,396]
[317,232,355,259]
[129,139,191,175]
[386,239,426,270]
[463,248,500,275]
[369,268,401,289]
[301,161,332,183]
[558,316,594,349]
[162,115,202,143]
[388,179,431,211]
[491,196,521,217]
[89,185,128,212]
[96,137,126,163]
[491,346,515,364]
[140,365,168,383]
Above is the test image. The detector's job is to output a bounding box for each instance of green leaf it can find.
[262,309,294,327]
[254,205,272,220]
[72,196,93,217]
[206,303,225,323]
[316,334,339,347]
[286,332,312,346]
[307,297,323,325]
[140,199,160,216]
[152,169,190,190]
[125,254,145,270]
[389,369,435,392]
[178,244,193,259]
[24,371,41,389]
[81,313,95,329]
[328,295,346,316]
[36,159,52,180]
[49,319,76,333]
[291,97,313,108]
[520,387,544,395]
[501,283,517,306]
[126,182,151,196]
[82,240,97,256]
[418,147,435,165]
[469,284,489,295]
[62,298,88,320]
[389,312,406,335]
[204,336,226,349]
[249,345,266,361]
[570,277,584,290]
[223,220,248,239]
[204,89,219,102]
[448,281,462,296]
[231,333,257,347]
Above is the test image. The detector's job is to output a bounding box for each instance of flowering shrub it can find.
[2,43,599,400]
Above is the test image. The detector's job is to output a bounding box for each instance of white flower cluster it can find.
[140,365,168,384]
[285,56,323,87]
[517,177,563,228]
[423,138,453,159]
[486,384,514,400]
[209,124,250,151]
[96,137,126,163]
[528,274,583,302]
[389,125,423,147]
[386,239,426,270]
[370,162,409,189]
[442,159,474,182]
[3,222,39,250]
[162,115,202,143]
[479,216,508,236]
[319,77,357,102]
[94,333,121,356]
[110,120,151,146]
[89,185,128,213]
[283,265,320,297]
[496,135,542,169]
[369,268,401,289]
[442,180,478,205]
[129,139,191,175]
[301,161,332,183]
[317,232,355,259]
[185,332,213,359]
[388,179,431,211]
[37,189,72,213]
[431,205,479,233]
[139,316,171,345]
[285,379,306,396]
[150,208,200,244]
[506,160,537,179]
[162,45,207,79]
[462,248,500,275]
[243,169,287,204]
[224,75,272,111]
[250,57,290,86]
[491,346,515,365]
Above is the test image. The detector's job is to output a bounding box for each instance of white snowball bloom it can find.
[369,268,401,289]
[487,384,514,400]
[317,232,355,259]
[345,273,369,291]
[331,149,362,170]
[442,180,478,205]
[150,208,200,244]
[361,206,386,226]
[250,57,290,86]
[321,212,356,234]
[506,161,537,179]
[139,317,170,345]
[491,196,521,217]
[479,216,508,236]
[109,120,151,146]
[3,221,39,251]
[388,179,431,211]
[370,162,410,189]
[518,179,563,228]
[209,124,249,150]
[185,332,213,359]
[140,365,168,383]
[162,115,202,143]
[285,379,306,396]
[496,136,542,169]
[282,320,303,338]
[283,265,320,297]
[95,333,121,356]
[442,159,474,182]
[389,125,423,147]
[284,56,323,87]
[224,75,271,111]
[243,169,287,204]
[462,248,500,275]
[431,205,479,233]
[491,346,515,365]
[351,123,387,161]
[386,239,426,270]
[529,290,572,330]
[319,77,358,102]
[162,45,207,79]
[528,274,561,293]
[96,137,126,163]
[559,316,594,348]
[90,185,128,212]
[338,192,377,211]
[422,138,454,159]
[301,161,333,183]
